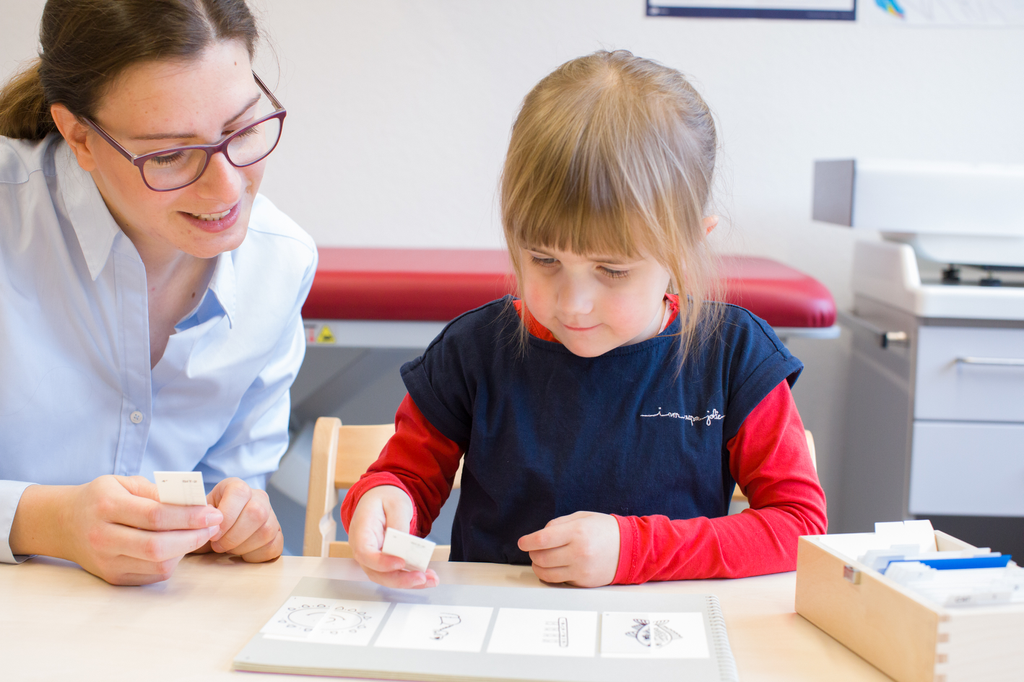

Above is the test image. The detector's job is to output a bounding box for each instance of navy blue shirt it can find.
[401,297,802,564]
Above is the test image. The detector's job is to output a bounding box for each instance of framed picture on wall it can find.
[647,1,856,20]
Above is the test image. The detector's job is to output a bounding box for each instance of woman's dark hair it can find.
[0,0,259,140]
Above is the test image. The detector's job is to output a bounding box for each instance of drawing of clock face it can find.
[320,608,372,634]
[279,603,331,631]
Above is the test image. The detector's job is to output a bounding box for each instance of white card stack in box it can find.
[795,527,1024,682]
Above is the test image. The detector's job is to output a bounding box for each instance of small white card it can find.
[154,471,207,506]
[374,603,493,652]
[381,527,436,572]
[487,608,598,657]
[600,612,709,659]
[260,596,389,645]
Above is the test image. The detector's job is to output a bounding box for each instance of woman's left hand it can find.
[198,478,283,562]
[517,511,620,587]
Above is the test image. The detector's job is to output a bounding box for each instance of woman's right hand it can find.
[10,476,222,585]
[346,485,439,589]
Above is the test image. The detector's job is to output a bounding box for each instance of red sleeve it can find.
[611,380,827,584]
[339,394,463,538]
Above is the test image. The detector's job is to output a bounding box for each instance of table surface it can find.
[0,555,892,682]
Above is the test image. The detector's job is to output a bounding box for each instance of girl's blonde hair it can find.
[500,50,722,362]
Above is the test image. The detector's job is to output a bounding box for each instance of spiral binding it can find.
[706,594,740,682]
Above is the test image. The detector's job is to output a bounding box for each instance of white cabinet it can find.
[841,297,1024,530]
[909,421,1024,516]
[915,326,1024,423]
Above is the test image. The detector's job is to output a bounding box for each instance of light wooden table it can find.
[0,554,891,681]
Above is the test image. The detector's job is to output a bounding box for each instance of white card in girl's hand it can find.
[154,471,207,506]
[381,527,436,572]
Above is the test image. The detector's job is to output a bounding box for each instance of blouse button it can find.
[130,411,144,424]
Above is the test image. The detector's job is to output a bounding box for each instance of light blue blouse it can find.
[0,135,317,564]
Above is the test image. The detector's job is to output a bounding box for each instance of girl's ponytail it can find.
[0,60,55,140]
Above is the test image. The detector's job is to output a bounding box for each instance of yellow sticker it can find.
[316,325,336,344]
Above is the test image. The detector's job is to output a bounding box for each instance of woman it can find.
[0,0,316,585]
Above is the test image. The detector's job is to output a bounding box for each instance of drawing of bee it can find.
[627,619,680,648]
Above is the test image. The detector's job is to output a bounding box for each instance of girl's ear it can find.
[50,104,99,172]
[702,215,719,235]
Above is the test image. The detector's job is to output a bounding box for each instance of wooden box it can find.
[795,531,1024,682]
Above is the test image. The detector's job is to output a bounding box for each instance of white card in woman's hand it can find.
[154,471,207,506]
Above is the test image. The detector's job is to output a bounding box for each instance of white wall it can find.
[248,0,1024,315]
[4,1,1024,529]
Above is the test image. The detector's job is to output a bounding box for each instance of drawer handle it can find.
[839,311,909,349]
[956,356,1024,367]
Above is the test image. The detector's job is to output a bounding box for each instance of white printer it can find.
[813,159,1024,537]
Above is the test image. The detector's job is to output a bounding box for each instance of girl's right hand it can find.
[347,485,439,589]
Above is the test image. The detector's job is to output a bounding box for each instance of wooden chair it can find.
[730,429,817,512]
[303,416,461,560]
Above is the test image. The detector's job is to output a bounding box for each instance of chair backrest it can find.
[730,429,817,510]
[303,416,461,560]
[303,418,814,554]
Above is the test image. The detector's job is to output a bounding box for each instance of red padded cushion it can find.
[302,248,835,328]
[302,248,514,322]
[719,255,836,328]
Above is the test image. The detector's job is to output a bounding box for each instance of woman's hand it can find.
[518,511,621,588]
[10,476,223,586]
[347,485,438,589]
[201,478,283,563]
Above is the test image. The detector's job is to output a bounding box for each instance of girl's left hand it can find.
[198,478,284,563]
[517,511,620,587]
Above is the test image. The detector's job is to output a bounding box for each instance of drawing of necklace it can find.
[431,613,462,640]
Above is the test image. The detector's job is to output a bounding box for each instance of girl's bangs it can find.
[508,157,673,263]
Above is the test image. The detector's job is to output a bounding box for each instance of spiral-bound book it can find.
[234,576,738,682]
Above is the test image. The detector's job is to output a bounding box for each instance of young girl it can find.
[343,50,826,589]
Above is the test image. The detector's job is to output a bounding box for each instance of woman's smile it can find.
[181,203,241,233]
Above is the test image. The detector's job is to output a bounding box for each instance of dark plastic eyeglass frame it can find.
[81,73,287,192]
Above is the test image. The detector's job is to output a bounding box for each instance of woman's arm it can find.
[612,380,827,583]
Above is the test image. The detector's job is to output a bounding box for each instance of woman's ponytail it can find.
[0,60,55,140]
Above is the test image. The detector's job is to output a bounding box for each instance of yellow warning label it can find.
[316,325,336,344]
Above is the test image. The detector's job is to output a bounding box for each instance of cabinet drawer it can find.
[909,421,1024,517]
[915,326,1024,422]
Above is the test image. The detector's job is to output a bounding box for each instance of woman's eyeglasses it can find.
[81,73,286,192]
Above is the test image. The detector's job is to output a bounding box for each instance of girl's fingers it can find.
[518,524,571,552]
[528,545,572,569]
[360,564,439,590]
[531,564,573,585]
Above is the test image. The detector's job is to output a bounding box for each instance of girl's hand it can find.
[518,511,620,587]
[347,485,439,589]
[202,478,283,563]
[11,476,223,586]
